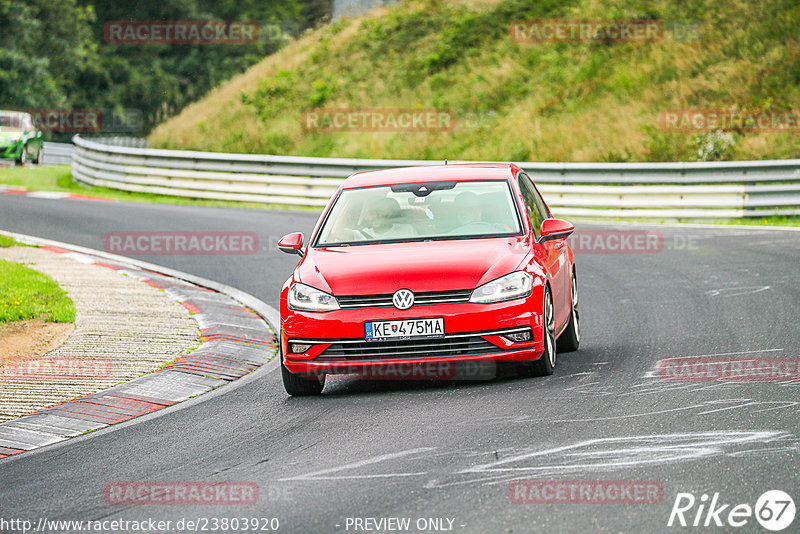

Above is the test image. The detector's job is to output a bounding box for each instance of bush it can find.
[693,131,736,161]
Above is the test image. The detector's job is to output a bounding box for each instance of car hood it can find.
[296,237,531,295]
[0,131,22,141]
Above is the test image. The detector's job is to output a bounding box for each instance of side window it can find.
[518,173,544,238]
[529,180,551,221]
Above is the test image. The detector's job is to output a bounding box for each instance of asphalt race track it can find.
[1,195,799,532]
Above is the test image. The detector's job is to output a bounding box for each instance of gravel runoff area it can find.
[0,245,200,422]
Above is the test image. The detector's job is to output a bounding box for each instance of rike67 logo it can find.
[668,490,795,531]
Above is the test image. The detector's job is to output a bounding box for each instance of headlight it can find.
[7,133,21,142]
[288,283,340,312]
[470,271,533,304]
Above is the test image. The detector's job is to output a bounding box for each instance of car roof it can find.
[342,163,520,189]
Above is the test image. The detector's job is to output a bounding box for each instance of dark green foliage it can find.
[0,0,330,137]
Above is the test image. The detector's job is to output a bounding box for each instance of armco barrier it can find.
[71,135,800,218]
[41,142,74,165]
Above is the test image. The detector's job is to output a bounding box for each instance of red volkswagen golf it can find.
[277,163,579,395]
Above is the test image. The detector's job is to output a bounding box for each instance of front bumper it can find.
[281,294,545,375]
[0,142,22,159]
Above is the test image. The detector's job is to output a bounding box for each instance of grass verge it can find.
[0,259,76,324]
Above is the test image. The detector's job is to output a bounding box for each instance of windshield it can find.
[0,113,25,131]
[316,180,522,246]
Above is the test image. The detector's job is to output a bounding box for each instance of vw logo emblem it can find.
[392,289,414,310]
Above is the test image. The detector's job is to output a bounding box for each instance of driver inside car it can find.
[448,191,496,234]
[357,197,416,240]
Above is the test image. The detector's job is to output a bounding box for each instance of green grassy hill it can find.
[149,0,800,162]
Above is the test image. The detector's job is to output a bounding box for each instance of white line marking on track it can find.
[704,286,771,297]
[279,447,436,481]
[25,191,70,199]
[458,431,787,475]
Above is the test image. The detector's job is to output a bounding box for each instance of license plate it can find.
[365,317,445,341]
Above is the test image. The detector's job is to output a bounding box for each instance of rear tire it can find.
[281,349,324,396]
[32,144,42,164]
[519,286,556,377]
[556,270,580,353]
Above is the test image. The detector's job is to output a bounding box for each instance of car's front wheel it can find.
[17,144,27,165]
[519,285,556,377]
[280,336,325,396]
[556,270,580,353]
[281,359,325,396]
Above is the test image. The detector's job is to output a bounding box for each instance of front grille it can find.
[337,289,472,309]
[315,333,509,362]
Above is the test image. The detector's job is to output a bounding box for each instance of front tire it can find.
[556,270,580,353]
[519,285,556,377]
[16,144,27,165]
[281,350,325,396]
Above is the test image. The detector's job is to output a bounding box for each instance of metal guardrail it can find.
[71,135,800,218]
[41,142,74,166]
[84,136,148,148]
[43,138,147,166]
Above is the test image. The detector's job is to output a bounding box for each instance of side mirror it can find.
[277,232,304,256]
[539,218,574,242]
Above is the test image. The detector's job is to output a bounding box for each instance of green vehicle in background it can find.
[0,110,43,165]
